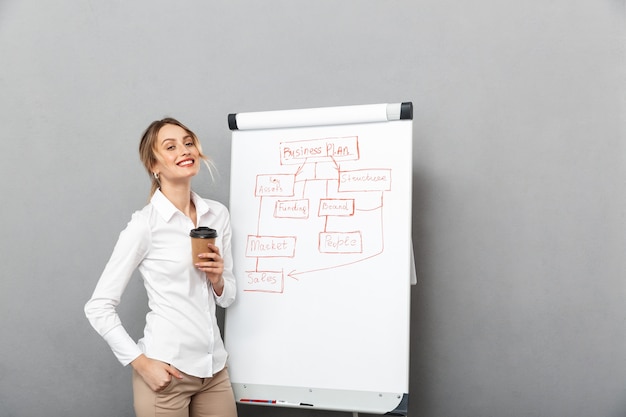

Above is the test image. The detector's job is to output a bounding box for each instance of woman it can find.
[85,118,238,417]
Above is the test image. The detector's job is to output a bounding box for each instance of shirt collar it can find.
[191,190,210,218]
[151,189,210,222]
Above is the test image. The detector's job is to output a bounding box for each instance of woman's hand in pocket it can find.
[131,354,183,392]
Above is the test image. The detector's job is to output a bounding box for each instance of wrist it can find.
[213,276,225,295]
[130,354,148,371]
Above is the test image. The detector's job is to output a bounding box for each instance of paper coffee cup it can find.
[190,227,218,263]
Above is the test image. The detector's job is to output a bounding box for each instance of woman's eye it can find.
[167,145,175,151]
[185,142,194,147]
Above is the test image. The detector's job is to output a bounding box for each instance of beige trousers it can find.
[132,367,238,417]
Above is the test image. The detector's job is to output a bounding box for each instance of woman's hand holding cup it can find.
[190,227,224,294]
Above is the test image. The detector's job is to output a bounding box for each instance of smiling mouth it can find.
[177,159,195,167]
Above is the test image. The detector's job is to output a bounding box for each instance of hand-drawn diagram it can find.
[244,135,393,293]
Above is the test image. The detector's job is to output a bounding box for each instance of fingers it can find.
[195,249,224,270]
[145,362,174,392]
[203,243,221,256]
[196,245,221,261]
[194,258,224,270]
[151,365,183,392]
[197,253,221,262]
[167,364,183,380]
[154,376,171,392]
[134,357,184,392]
[197,265,224,282]
[194,245,224,284]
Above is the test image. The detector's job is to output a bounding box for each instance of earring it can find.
[153,172,159,181]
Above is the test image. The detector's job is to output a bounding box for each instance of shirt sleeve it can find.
[84,212,150,366]
[213,207,236,308]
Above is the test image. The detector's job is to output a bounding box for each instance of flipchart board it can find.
[224,103,414,415]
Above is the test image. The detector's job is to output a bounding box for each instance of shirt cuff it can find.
[102,325,144,366]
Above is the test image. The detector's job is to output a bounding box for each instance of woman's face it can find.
[152,123,201,183]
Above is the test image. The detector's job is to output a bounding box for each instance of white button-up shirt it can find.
[85,190,236,378]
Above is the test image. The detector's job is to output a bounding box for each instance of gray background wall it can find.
[0,1,624,416]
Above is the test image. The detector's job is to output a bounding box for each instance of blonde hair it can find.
[139,117,209,196]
